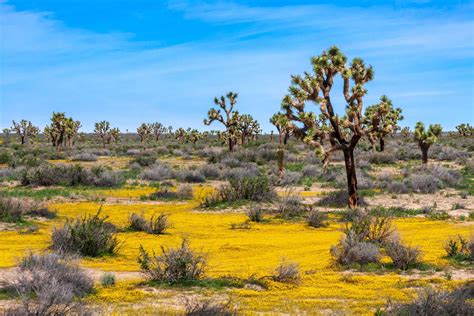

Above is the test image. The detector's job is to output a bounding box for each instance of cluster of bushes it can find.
[20,163,123,187]
[0,197,55,222]
[382,282,474,315]
[331,210,422,269]
[147,184,193,200]
[444,235,474,262]
[7,252,93,315]
[202,176,276,207]
[376,164,462,194]
[128,212,170,234]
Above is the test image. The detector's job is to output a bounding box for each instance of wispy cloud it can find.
[1,1,472,131]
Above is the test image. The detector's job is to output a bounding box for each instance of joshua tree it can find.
[281,46,392,208]
[2,128,11,144]
[401,126,411,138]
[238,114,261,145]
[11,120,39,145]
[204,92,240,151]
[151,122,166,141]
[137,123,152,144]
[185,129,202,144]
[270,112,292,146]
[270,130,274,143]
[109,128,120,144]
[175,128,188,143]
[456,123,473,137]
[414,122,442,164]
[64,118,82,147]
[94,121,111,148]
[363,96,403,152]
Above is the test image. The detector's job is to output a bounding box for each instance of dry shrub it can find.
[185,298,237,316]
[272,258,300,283]
[7,253,93,315]
[307,209,328,228]
[385,282,474,315]
[51,210,119,257]
[386,241,422,269]
[278,195,306,218]
[128,212,169,234]
[0,197,54,222]
[444,235,473,261]
[138,239,206,283]
[344,209,395,244]
[246,205,264,222]
[330,231,381,266]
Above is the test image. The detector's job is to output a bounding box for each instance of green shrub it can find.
[128,212,169,234]
[138,239,206,283]
[51,209,119,257]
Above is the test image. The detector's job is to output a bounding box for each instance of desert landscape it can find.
[0,1,473,315]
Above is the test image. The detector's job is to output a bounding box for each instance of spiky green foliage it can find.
[44,112,80,149]
[109,127,120,143]
[238,114,261,145]
[456,123,473,137]
[414,122,442,164]
[204,92,240,151]
[94,120,111,147]
[363,96,403,151]
[137,123,152,144]
[151,122,166,141]
[270,112,292,145]
[11,119,39,145]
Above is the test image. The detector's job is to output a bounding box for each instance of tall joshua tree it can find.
[238,114,260,145]
[94,121,111,148]
[151,122,166,141]
[270,112,292,146]
[281,46,391,208]
[137,123,152,144]
[363,96,403,152]
[414,122,442,164]
[11,120,39,145]
[64,118,82,147]
[109,128,120,144]
[204,92,240,151]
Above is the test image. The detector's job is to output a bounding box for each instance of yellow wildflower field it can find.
[0,192,471,314]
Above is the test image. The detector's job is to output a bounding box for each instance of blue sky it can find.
[0,0,473,132]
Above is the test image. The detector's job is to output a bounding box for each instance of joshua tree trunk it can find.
[20,136,25,145]
[283,133,289,146]
[277,148,285,175]
[343,149,358,209]
[379,138,385,152]
[420,144,429,164]
[228,138,234,151]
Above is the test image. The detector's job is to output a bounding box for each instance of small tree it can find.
[109,128,120,144]
[137,123,152,145]
[151,122,166,141]
[270,112,292,145]
[94,121,111,148]
[11,120,39,145]
[281,46,391,208]
[238,114,261,145]
[363,96,403,152]
[401,126,411,138]
[204,92,240,151]
[64,118,81,147]
[414,122,442,164]
[2,128,11,144]
[456,123,473,137]
[185,129,202,144]
[175,127,186,143]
